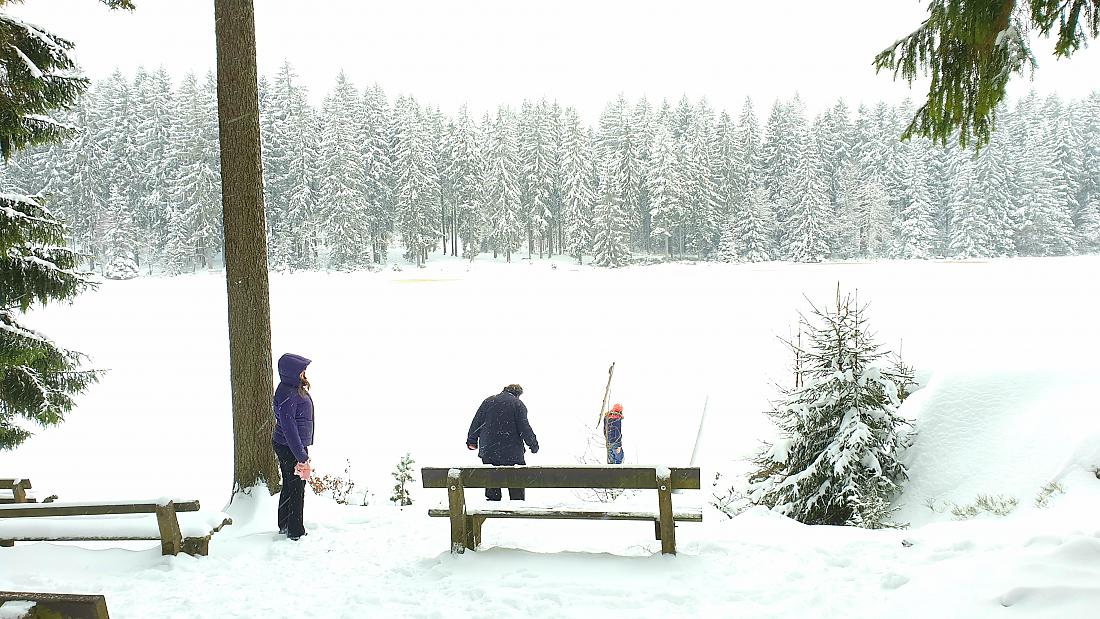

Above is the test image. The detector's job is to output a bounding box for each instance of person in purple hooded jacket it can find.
[272,353,314,541]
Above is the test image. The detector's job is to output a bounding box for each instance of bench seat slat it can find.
[428,506,702,521]
[0,499,200,517]
[0,513,231,540]
[422,466,701,490]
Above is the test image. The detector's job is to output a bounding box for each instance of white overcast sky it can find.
[10,0,1100,121]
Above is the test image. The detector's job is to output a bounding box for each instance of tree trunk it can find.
[215,0,280,499]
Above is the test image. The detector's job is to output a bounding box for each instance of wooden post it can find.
[467,515,486,550]
[656,469,676,555]
[12,485,26,504]
[154,502,183,556]
[447,470,468,554]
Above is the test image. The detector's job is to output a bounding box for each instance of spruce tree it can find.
[646,123,683,257]
[747,290,913,528]
[319,72,369,269]
[448,105,486,259]
[0,0,131,449]
[893,142,938,259]
[484,109,523,261]
[593,159,631,267]
[736,187,777,262]
[390,453,415,507]
[559,107,595,264]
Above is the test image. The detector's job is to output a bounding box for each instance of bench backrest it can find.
[0,499,200,518]
[422,466,700,490]
[0,479,31,491]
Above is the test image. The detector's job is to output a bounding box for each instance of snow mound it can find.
[896,367,1100,526]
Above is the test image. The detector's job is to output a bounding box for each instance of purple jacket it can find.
[272,353,314,463]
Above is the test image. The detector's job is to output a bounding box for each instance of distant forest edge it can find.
[2,64,1098,276]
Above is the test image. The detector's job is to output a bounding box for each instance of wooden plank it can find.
[0,591,109,619]
[0,500,200,518]
[427,507,703,521]
[154,503,183,556]
[422,467,701,490]
[0,535,163,542]
[446,470,468,554]
[0,480,32,490]
[656,469,676,555]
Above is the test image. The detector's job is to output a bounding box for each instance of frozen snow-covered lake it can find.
[2,255,1100,618]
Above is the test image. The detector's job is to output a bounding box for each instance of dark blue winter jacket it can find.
[604,413,623,445]
[272,353,314,463]
[467,390,538,464]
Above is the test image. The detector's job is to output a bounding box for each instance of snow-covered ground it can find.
[2,255,1100,618]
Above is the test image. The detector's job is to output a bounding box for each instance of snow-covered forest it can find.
[2,63,1099,275]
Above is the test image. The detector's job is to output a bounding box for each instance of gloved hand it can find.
[530,446,539,454]
[294,461,312,481]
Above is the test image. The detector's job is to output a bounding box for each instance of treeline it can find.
[2,63,1098,275]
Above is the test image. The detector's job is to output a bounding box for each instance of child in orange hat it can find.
[604,403,624,464]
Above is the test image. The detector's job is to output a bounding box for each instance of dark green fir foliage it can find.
[390,453,415,507]
[0,0,130,449]
[875,0,1100,149]
[746,288,914,528]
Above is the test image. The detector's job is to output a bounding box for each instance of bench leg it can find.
[182,536,211,556]
[654,520,661,541]
[466,515,485,550]
[447,473,468,555]
[656,470,677,555]
[154,502,183,556]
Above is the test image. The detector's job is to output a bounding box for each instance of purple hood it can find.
[278,353,311,386]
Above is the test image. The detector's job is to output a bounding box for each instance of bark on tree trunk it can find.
[215,0,280,498]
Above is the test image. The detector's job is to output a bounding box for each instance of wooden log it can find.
[656,469,676,555]
[446,470,468,554]
[154,503,183,556]
[0,500,201,518]
[0,591,109,619]
[422,466,701,490]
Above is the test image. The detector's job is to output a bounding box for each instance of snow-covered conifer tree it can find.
[646,123,683,257]
[893,141,938,259]
[484,109,523,261]
[559,107,595,264]
[593,159,631,267]
[746,290,913,528]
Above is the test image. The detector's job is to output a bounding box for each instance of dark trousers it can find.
[482,456,525,501]
[274,442,306,538]
[607,442,624,465]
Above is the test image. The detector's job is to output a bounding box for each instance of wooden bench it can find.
[0,479,34,504]
[0,591,109,619]
[0,499,232,556]
[422,466,701,555]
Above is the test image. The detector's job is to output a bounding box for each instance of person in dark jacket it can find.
[604,402,624,464]
[272,353,314,540]
[466,384,538,500]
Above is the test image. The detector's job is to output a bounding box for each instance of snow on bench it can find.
[0,498,232,556]
[422,465,702,555]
